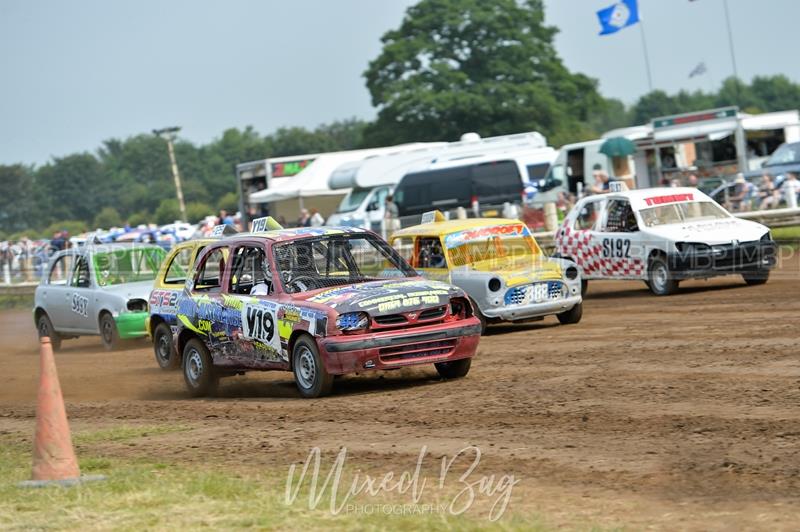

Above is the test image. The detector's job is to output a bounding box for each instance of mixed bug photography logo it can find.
[284,446,519,521]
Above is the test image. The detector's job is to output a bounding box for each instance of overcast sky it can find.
[1,0,798,165]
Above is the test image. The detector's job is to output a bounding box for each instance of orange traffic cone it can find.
[19,337,103,487]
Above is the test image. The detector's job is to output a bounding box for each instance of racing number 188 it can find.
[602,238,631,258]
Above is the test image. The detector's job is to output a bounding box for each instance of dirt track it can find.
[2,257,800,529]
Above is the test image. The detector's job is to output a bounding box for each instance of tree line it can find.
[3,0,800,239]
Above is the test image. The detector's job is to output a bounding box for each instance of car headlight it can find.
[564,266,579,280]
[336,312,369,332]
[126,299,148,312]
[488,278,502,292]
[675,242,711,253]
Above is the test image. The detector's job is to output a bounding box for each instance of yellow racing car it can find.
[390,211,583,333]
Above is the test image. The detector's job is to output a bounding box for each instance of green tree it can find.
[40,220,88,240]
[216,192,239,213]
[154,199,181,225]
[185,201,214,223]
[92,207,123,229]
[0,164,36,234]
[35,153,107,226]
[362,0,606,146]
[750,75,800,111]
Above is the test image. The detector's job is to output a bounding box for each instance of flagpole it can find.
[722,0,739,80]
[638,16,654,92]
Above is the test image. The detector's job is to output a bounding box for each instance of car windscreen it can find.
[448,236,540,268]
[273,234,416,294]
[639,201,730,228]
[93,246,166,286]
[765,143,800,166]
[335,189,371,213]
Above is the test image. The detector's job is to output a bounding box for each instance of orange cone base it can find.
[18,474,106,488]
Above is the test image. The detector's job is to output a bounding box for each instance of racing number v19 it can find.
[244,305,275,343]
[602,238,631,258]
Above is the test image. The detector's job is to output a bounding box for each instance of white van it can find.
[327,132,555,229]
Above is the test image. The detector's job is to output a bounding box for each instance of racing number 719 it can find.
[602,238,631,258]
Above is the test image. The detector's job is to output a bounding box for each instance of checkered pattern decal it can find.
[556,225,645,279]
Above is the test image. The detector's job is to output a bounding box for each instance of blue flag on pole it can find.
[597,0,640,35]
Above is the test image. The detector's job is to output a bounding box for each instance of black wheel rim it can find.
[185,347,204,387]
[102,319,113,343]
[156,333,170,362]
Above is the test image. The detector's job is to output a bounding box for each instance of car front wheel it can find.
[648,257,679,296]
[292,335,334,398]
[557,302,583,324]
[435,357,472,379]
[99,313,119,350]
[742,270,769,286]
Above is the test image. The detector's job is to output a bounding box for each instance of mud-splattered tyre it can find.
[183,338,218,397]
[648,257,679,296]
[557,302,583,325]
[153,323,179,370]
[99,312,119,351]
[435,357,472,379]
[292,335,333,398]
[37,313,62,352]
[742,270,769,286]
[470,299,487,335]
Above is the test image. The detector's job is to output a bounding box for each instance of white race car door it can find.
[42,253,75,331]
[591,198,647,279]
[67,254,95,332]
[557,196,606,279]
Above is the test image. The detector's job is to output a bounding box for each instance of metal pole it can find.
[154,127,187,222]
[164,137,187,222]
[722,0,739,81]
[638,19,654,92]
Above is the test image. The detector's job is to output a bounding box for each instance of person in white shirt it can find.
[783,172,799,209]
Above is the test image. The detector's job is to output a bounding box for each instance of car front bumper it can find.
[667,240,777,279]
[115,311,149,339]
[482,294,582,321]
[318,318,481,375]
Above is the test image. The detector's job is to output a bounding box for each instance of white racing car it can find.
[554,184,777,295]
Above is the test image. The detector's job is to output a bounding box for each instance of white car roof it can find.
[585,187,715,212]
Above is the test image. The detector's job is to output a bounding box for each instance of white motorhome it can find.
[327,132,556,230]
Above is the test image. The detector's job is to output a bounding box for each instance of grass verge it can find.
[0,427,550,531]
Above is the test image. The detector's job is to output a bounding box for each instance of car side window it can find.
[391,237,414,264]
[574,199,604,231]
[229,245,272,296]
[48,255,74,285]
[164,246,197,285]
[71,256,91,288]
[416,237,447,269]
[603,199,639,233]
[194,247,228,292]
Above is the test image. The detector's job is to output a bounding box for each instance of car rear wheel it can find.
[435,357,471,379]
[742,270,769,286]
[648,257,679,296]
[99,313,119,350]
[292,336,333,398]
[182,338,218,397]
[557,302,583,325]
[37,313,62,352]
[153,323,179,370]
